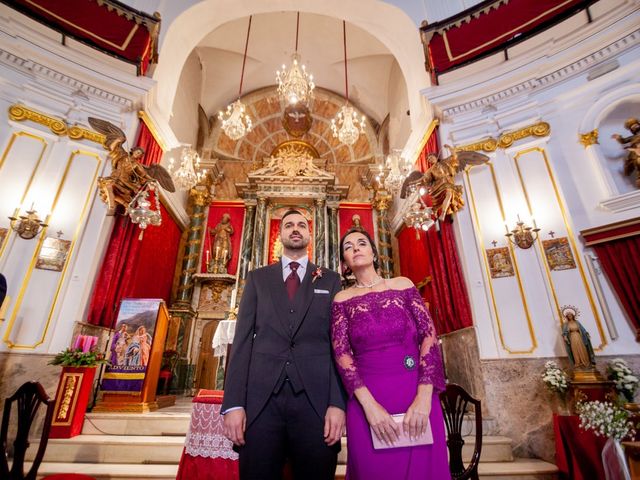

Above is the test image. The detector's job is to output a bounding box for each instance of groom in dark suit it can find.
[223,209,346,480]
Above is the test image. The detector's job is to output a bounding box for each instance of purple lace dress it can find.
[331,287,450,480]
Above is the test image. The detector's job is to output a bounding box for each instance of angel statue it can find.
[612,117,640,188]
[88,118,175,215]
[400,146,489,220]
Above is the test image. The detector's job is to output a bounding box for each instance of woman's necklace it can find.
[355,276,383,289]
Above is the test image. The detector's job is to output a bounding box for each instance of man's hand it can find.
[324,406,345,446]
[223,408,247,446]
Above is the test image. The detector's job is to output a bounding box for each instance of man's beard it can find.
[281,233,309,251]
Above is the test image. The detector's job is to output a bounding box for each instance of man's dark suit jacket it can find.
[222,261,346,426]
[0,273,6,309]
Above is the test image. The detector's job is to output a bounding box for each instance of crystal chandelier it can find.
[127,183,162,240]
[332,21,366,146]
[168,146,208,190]
[276,13,315,105]
[403,187,435,234]
[219,16,254,140]
[375,150,412,193]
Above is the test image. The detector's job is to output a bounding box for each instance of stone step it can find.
[35,463,179,480]
[28,435,185,464]
[82,411,191,436]
[462,414,500,436]
[335,459,558,479]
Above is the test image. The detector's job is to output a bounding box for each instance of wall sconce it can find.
[505,215,540,249]
[8,204,48,239]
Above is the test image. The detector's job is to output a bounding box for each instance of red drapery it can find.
[9,0,159,75]
[423,0,589,74]
[200,202,245,275]
[87,122,167,327]
[582,220,640,341]
[396,125,473,335]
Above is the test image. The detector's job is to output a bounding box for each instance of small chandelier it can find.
[219,16,254,140]
[276,13,315,105]
[376,150,412,193]
[332,21,366,146]
[403,188,435,235]
[168,146,207,190]
[505,215,540,249]
[8,203,48,239]
[127,183,162,240]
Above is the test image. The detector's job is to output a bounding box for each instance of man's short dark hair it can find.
[280,209,307,228]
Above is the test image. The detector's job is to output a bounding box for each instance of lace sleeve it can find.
[330,301,364,397]
[406,287,446,392]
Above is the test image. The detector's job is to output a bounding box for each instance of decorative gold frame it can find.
[456,122,551,152]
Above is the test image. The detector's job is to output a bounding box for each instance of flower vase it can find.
[50,366,97,438]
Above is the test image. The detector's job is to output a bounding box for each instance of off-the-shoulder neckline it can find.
[333,286,415,305]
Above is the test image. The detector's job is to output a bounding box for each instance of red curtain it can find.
[416,127,440,173]
[87,122,166,327]
[200,202,245,274]
[592,238,640,341]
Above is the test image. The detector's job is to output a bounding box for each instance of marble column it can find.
[373,189,394,278]
[238,201,256,281]
[327,203,339,271]
[314,198,326,267]
[251,196,268,268]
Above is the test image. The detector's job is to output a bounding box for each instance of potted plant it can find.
[542,360,570,414]
[48,335,108,438]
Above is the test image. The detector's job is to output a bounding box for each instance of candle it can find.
[504,223,510,234]
[532,218,538,229]
[230,288,238,308]
[206,249,210,265]
[72,335,83,351]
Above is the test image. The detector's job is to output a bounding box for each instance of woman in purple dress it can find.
[331,228,450,480]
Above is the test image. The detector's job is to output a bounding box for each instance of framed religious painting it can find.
[486,247,515,278]
[36,236,72,271]
[542,237,576,271]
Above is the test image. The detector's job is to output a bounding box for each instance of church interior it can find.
[0,0,639,478]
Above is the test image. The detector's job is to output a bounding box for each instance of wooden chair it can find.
[0,381,55,480]
[439,383,483,480]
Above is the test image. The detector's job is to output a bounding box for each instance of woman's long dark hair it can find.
[339,227,379,280]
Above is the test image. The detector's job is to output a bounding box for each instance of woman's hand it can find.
[404,384,433,439]
[363,400,400,445]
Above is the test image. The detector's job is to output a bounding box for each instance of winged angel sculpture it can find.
[400,146,489,220]
[89,118,175,215]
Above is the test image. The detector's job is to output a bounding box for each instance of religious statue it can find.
[208,213,234,274]
[88,118,175,215]
[612,117,640,188]
[561,305,596,371]
[350,214,364,231]
[400,146,489,220]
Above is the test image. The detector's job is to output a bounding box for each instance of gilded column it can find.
[252,196,268,268]
[314,198,326,267]
[373,190,394,278]
[175,186,211,304]
[238,201,256,280]
[327,203,340,271]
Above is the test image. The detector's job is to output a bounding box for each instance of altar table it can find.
[553,414,607,480]
[176,390,239,480]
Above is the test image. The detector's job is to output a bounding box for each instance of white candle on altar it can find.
[206,249,210,266]
[230,287,238,307]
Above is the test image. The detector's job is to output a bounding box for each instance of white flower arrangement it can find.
[607,358,639,403]
[577,400,636,442]
[542,360,568,394]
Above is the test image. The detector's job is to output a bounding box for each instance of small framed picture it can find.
[36,237,71,272]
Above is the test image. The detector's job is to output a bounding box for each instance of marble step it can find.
[34,459,557,480]
[335,459,558,479]
[82,411,191,436]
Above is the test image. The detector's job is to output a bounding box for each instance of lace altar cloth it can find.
[212,320,236,357]
[184,402,238,460]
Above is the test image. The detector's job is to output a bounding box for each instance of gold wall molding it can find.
[457,122,551,152]
[8,104,106,147]
[578,129,599,147]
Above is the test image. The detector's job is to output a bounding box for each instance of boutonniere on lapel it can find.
[311,267,324,283]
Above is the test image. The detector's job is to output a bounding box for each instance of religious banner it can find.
[101,299,163,394]
[486,247,515,278]
[543,237,576,271]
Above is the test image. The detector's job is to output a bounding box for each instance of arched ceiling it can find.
[195,12,400,124]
